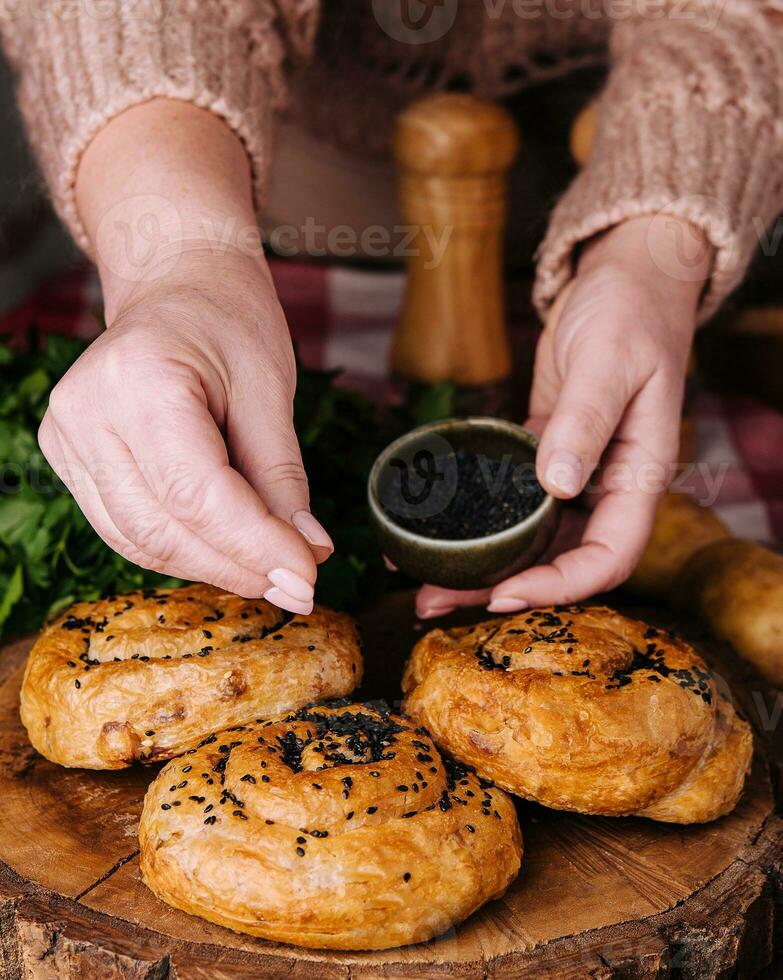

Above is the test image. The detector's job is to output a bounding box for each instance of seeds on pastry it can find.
[139,701,522,950]
[402,604,753,824]
[20,584,363,770]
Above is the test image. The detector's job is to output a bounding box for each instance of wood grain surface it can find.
[0,594,780,978]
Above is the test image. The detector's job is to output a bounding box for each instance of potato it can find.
[626,494,730,600]
[674,539,783,688]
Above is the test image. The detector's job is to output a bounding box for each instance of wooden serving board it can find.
[0,594,780,979]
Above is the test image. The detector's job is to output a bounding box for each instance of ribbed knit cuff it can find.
[0,0,318,252]
[534,3,783,325]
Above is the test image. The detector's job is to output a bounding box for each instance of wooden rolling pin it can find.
[391,94,519,385]
[627,493,783,688]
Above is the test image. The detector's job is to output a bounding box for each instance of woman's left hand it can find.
[416,214,712,618]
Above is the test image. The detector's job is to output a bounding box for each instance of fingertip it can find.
[487,597,528,613]
[540,448,584,499]
[416,605,457,620]
[263,586,314,616]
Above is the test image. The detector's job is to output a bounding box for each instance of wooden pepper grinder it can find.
[391,94,519,387]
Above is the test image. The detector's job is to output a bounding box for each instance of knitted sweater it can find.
[2,1,783,321]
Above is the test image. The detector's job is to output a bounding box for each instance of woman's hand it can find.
[37,98,331,613]
[417,215,712,618]
[39,248,330,613]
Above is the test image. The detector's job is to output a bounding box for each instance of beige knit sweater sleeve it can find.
[534,0,783,323]
[0,0,319,249]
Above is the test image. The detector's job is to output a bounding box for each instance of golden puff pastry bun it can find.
[402,605,753,824]
[21,584,362,770]
[674,539,783,688]
[139,701,522,949]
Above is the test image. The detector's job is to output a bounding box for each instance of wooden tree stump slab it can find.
[0,595,780,978]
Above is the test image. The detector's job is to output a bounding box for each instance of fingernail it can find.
[267,568,314,603]
[487,597,528,613]
[545,450,582,497]
[292,510,334,553]
[383,555,398,572]
[417,606,457,620]
[264,586,314,616]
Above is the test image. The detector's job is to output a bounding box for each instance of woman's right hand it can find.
[39,247,330,613]
[36,98,332,613]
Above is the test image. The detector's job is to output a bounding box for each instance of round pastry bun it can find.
[402,605,753,824]
[139,701,522,949]
[21,584,362,769]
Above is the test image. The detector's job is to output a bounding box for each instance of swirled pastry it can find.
[139,701,522,949]
[21,584,361,769]
[402,605,752,824]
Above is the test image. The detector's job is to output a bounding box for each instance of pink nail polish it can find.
[267,568,314,603]
[487,597,528,613]
[417,606,457,620]
[263,586,313,616]
[292,510,334,552]
[545,450,582,497]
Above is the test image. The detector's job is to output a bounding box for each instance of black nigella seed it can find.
[307,644,316,651]
[74,680,81,689]
[397,785,409,792]
[367,806,378,814]
[346,811,354,820]
[403,872,411,882]
[380,448,545,539]
[465,824,475,833]
[161,803,171,811]
[265,819,274,825]
[204,815,217,825]
[402,811,417,818]
[261,775,270,783]
[183,765,192,773]
[296,836,306,843]
[296,846,305,856]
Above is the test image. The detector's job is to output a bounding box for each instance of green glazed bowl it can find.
[367,417,560,591]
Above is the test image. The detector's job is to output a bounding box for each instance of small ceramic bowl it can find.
[367,417,560,591]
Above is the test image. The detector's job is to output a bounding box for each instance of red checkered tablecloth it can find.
[5,259,782,549]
